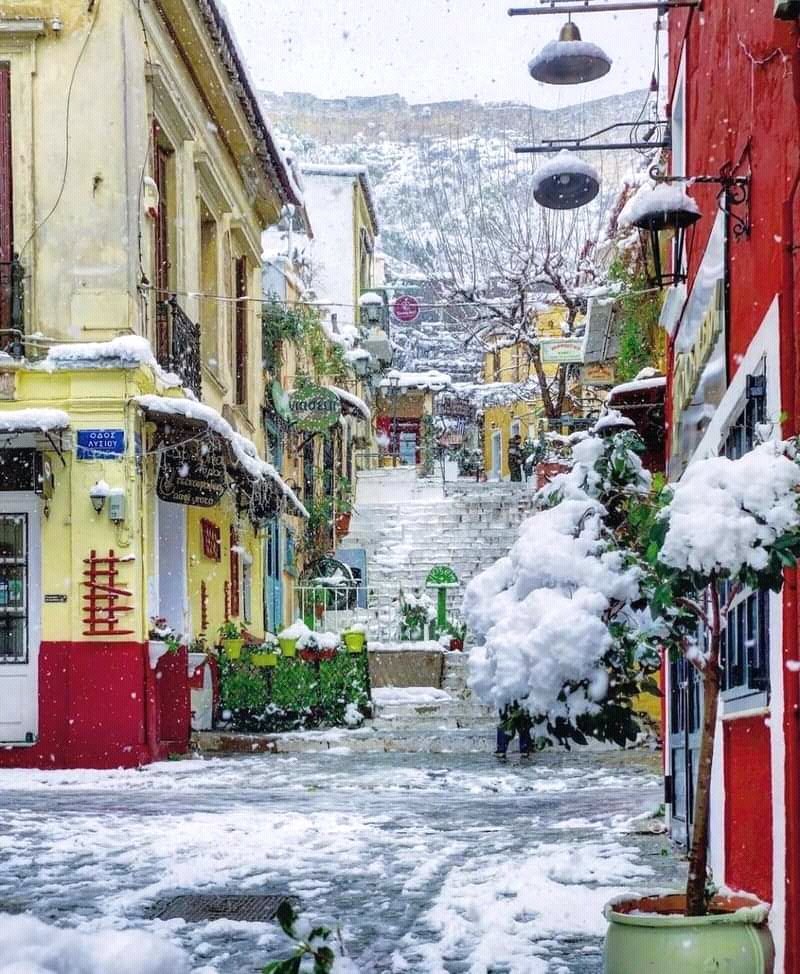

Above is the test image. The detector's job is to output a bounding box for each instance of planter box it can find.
[299,648,337,663]
[368,649,444,689]
[251,652,278,668]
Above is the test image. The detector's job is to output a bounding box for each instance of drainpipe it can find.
[782,25,800,974]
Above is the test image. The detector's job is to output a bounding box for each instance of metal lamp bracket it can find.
[515,119,671,155]
[509,1,702,15]
[649,164,751,241]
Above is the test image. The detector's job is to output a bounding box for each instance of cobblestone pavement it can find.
[0,748,683,973]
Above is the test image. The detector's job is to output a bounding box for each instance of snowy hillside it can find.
[263,89,651,379]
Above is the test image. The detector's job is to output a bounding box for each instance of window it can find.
[153,124,176,367]
[242,557,252,624]
[199,207,219,377]
[0,513,27,664]
[720,378,770,697]
[0,64,14,345]
[229,525,240,618]
[234,256,248,405]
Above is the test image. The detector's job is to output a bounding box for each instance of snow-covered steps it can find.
[370,683,495,731]
[193,725,495,755]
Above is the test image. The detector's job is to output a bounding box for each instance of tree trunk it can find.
[685,582,722,916]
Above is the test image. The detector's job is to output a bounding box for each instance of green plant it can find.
[335,476,354,516]
[608,258,663,382]
[220,665,268,715]
[148,617,182,653]
[263,902,352,974]
[218,621,242,641]
[399,590,434,638]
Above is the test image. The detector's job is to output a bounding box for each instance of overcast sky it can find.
[222,1,659,108]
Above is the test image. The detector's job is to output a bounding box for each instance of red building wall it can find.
[668,7,800,965]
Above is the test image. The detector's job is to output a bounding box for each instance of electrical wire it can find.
[19,3,100,256]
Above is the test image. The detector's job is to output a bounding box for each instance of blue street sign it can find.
[76,429,126,460]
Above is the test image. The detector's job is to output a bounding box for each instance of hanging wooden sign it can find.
[157,438,227,508]
[288,384,341,434]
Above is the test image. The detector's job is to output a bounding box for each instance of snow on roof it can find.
[381,369,452,392]
[197,0,301,207]
[134,394,308,518]
[0,408,70,433]
[301,163,379,233]
[327,385,371,421]
[619,182,700,227]
[592,409,636,433]
[608,374,666,398]
[532,150,599,192]
[42,336,182,389]
[528,38,612,75]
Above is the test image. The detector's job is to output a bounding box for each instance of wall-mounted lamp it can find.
[621,183,701,288]
[89,481,109,514]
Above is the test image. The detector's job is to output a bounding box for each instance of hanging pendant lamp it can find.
[532,150,600,210]
[528,20,612,86]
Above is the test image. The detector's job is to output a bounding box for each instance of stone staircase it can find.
[340,469,537,640]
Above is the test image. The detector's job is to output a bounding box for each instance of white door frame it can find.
[0,492,41,743]
[490,430,502,480]
[156,499,188,637]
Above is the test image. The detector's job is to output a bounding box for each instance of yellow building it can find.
[0,0,305,767]
[482,307,578,479]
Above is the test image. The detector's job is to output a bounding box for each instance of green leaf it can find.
[276,901,297,938]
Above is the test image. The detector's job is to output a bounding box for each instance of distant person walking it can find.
[495,704,532,759]
[508,434,523,483]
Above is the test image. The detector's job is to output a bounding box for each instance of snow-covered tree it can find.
[464,420,660,747]
[408,137,612,418]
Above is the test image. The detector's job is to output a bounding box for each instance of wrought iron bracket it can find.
[515,119,671,155]
[649,165,751,241]
[509,1,701,14]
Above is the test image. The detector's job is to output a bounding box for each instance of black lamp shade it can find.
[534,168,600,210]
[528,21,612,86]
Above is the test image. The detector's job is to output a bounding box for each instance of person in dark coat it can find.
[495,703,533,758]
[508,434,523,482]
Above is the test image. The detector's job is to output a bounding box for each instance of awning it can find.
[0,408,70,434]
[135,395,308,518]
[327,385,371,421]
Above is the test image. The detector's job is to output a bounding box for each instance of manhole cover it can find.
[155,894,291,923]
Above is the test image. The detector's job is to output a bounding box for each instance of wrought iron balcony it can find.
[157,295,202,398]
[0,254,25,359]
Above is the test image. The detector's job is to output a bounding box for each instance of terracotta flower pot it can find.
[335,512,352,536]
[603,893,774,974]
[299,648,337,663]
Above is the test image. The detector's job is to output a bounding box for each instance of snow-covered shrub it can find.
[464,427,659,747]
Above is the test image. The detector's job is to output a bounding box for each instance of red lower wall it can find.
[0,642,189,770]
[723,715,773,903]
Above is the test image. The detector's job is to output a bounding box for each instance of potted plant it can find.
[442,621,467,652]
[342,624,367,653]
[603,440,800,971]
[298,631,338,663]
[334,476,354,537]
[250,633,280,668]
[399,590,434,641]
[278,621,310,659]
[218,621,244,660]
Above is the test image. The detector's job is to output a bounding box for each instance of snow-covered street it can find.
[0,749,680,973]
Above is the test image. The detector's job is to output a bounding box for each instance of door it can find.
[265,519,283,632]
[669,655,702,848]
[399,431,417,466]
[0,494,41,743]
[156,499,188,636]
[490,430,502,480]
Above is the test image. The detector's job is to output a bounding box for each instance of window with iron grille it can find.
[234,257,248,405]
[720,376,770,698]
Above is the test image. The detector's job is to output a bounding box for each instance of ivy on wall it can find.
[608,259,664,383]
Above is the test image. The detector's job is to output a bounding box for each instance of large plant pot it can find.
[222,638,244,660]
[278,637,298,658]
[343,631,366,653]
[335,512,352,537]
[604,893,774,974]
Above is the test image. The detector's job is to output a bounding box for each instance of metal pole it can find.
[509,1,700,14]
[392,387,399,468]
[515,141,671,153]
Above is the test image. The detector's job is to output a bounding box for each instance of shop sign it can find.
[157,439,227,507]
[539,338,584,365]
[580,363,616,386]
[393,295,421,323]
[288,384,341,434]
[668,213,727,481]
[76,429,126,460]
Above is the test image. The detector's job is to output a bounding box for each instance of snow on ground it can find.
[372,687,452,705]
[0,751,679,973]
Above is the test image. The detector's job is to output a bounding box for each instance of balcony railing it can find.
[158,295,202,398]
[0,254,25,359]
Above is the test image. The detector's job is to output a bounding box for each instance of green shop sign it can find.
[288,384,341,434]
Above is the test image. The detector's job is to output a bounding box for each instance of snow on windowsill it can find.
[41,335,183,389]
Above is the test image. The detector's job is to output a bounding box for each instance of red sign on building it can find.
[392,294,420,323]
